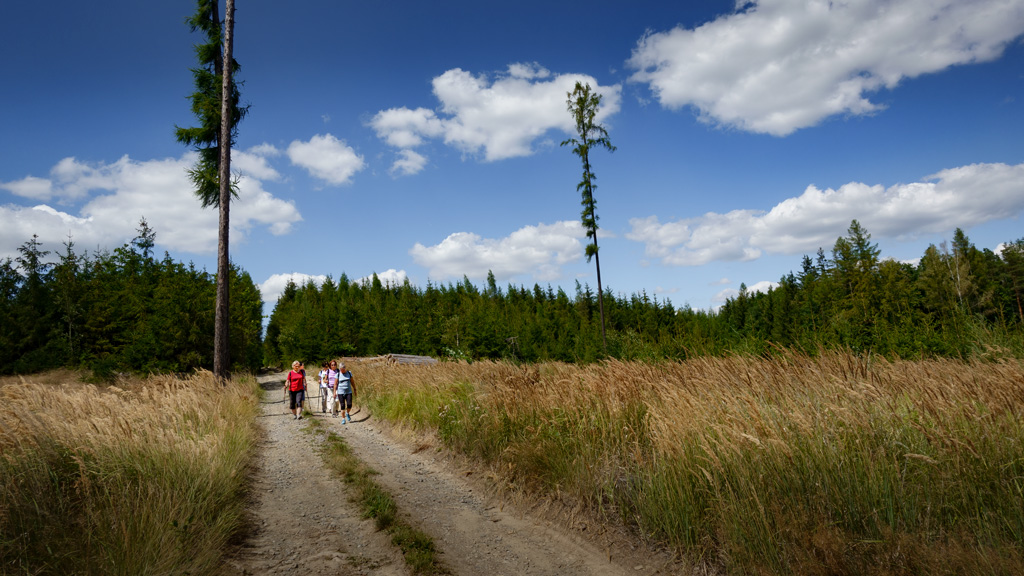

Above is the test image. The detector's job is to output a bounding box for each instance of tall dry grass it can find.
[0,370,259,575]
[352,352,1024,575]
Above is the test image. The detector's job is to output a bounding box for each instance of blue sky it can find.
[3,0,1024,315]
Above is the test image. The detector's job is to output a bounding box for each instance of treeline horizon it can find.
[5,219,1022,376]
[265,220,1024,365]
[0,220,264,377]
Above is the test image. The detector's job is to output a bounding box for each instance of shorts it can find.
[338,392,353,410]
[289,389,304,410]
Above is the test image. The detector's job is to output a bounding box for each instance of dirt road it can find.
[224,374,681,576]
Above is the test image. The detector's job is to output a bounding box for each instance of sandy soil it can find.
[223,373,686,576]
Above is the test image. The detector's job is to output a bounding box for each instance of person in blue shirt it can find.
[334,361,356,424]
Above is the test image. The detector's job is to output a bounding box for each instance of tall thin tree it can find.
[175,0,246,378]
[562,81,615,351]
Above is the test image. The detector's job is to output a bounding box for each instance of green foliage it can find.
[10,235,59,373]
[267,222,1024,364]
[716,222,1024,359]
[174,0,248,208]
[562,81,616,349]
[1,222,263,376]
[561,81,615,263]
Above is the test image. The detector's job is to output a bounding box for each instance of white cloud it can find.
[370,107,445,149]
[390,149,428,176]
[247,143,282,157]
[627,0,1024,135]
[0,176,54,201]
[0,154,302,261]
[628,211,763,266]
[0,205,101,262]
[259,269,409,308]
[235,145,282,181]
[259,272,327,305]
[410,220,585,282]
[747,280,780,295]
[370,63,622,172]
[627,162,1024,266]
[286,134,365,185]
[356,269,408,287]
[2,156,129,202]
[713,280,780,304]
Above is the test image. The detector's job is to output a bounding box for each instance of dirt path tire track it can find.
[223,374,407,576]
[226,373,681,576]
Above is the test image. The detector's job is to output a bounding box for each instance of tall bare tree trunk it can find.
[214,0,235,380]
[593,230,607,351]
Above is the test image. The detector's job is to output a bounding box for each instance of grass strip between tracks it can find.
[304,413,448,575]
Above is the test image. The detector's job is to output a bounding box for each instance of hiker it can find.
[286,360,306,420]
[325,360,341,417]
[336,361,356,423]
[318,362,330,413]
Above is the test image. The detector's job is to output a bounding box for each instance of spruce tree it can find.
[175,0,246,378]
[562,81,615,351]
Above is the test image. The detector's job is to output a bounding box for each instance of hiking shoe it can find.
[346,414,352,423]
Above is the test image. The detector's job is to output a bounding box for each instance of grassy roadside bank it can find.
[351,353,1024,575]
[303,414,447,575]
[0,370,260,575]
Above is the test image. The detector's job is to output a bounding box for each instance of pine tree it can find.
[562,81,615,352]
[13,235,55,371]
[175,0,247,379]
[1002,239,1024,324]
[0,258,22,372]
[53,233,83,365]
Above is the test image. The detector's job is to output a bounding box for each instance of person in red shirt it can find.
[286,360,307,420]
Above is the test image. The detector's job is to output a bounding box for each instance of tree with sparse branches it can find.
[562,81,615,351]
[175,0,246,379]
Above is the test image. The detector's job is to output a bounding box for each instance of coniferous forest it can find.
[265,221,1024,366]
[0,220,263,377]
[5,219,1024,377]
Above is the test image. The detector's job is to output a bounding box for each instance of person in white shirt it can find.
[317,362,330,413]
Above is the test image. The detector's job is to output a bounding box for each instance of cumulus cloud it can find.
[2,156,133,202]
[258,269,410,308]
[286,134,365,185]
[0,176,54,201]
[627,0,1024,135]
[627,162,1024,266]
[410,220,585,282]
[371,107,446,149]
[370,63,621,174]
[356,269,409,287]
[390,150,428,176]
[714,280,780,304]
[234,145,282,181]
[0,154,302,261]
[259,272,327,306]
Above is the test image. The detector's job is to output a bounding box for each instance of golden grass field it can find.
[3,352,1021,575]
[355,352,1024,575]
[0,370,259,575]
